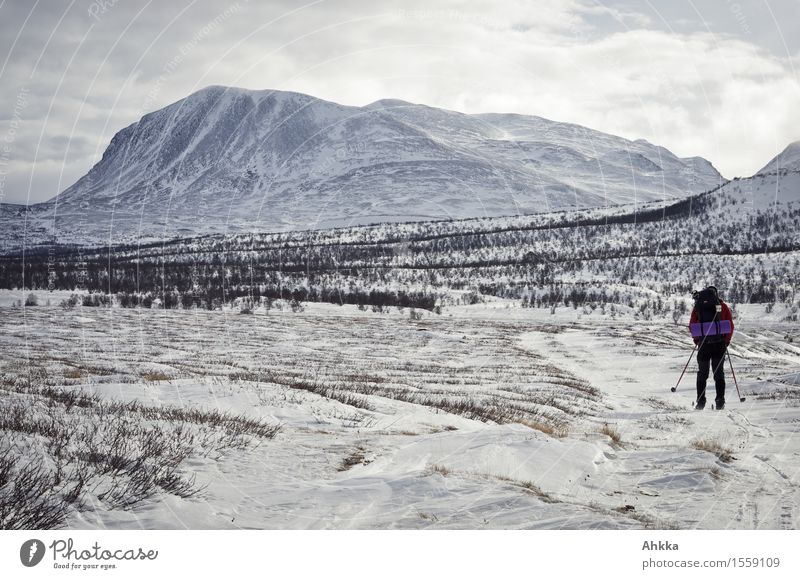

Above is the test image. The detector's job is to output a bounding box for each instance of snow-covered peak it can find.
[365,98,417,109]
[756,140,800,175]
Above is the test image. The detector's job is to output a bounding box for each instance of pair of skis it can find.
[671,343,745,403]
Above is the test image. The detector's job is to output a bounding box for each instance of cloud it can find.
[0,0,798,204]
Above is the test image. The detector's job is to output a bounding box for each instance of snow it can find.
[2,297,797,529]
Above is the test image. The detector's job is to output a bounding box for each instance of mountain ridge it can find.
[756,140,800,175]
[5,85,733,245]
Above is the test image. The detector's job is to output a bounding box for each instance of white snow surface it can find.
[2,297,798,529]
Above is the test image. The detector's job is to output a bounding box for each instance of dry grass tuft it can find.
[427,464,452,477]
[599,423,622,445]
[142,371,171,382]
[517,418,569,438]
[493,473,558,503]
[338,446,369,472]
[691,438,735,463]
[63,368,85,380]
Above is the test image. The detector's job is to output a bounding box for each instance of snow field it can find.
[1,301,798,529]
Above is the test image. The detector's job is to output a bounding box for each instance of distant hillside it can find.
[3,162,798,316]
[757,141,800,175]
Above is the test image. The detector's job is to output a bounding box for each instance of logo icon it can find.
[20,539,46,567]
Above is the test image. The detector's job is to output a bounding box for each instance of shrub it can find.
[60,294,80,309]
[0,455,67,529]
[0,389,281,529]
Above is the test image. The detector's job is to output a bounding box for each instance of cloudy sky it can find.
[0,0,798,204]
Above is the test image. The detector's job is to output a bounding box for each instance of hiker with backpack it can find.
[689,286,734,410]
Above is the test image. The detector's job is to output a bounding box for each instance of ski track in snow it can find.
[518,320,800,530]
[1,300,798,529]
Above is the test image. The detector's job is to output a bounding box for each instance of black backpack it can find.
[693,287,724,343]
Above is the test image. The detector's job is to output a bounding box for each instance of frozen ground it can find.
[1,297,799,529]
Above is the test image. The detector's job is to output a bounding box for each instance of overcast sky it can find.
[1,0,798,204]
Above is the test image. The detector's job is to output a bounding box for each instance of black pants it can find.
[696,342,726,404]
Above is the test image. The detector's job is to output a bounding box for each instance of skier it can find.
[689,286,734,410]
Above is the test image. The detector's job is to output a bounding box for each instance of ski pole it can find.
[726,349,746,402]
[671,343,698,392]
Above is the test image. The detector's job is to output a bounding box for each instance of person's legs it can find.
[696,347,711,408]
[712,345,727,408]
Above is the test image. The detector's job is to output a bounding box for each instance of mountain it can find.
[756,141,800,175]
[5,85,726,247]
[705,140,800,210]
[4,108,798,304]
